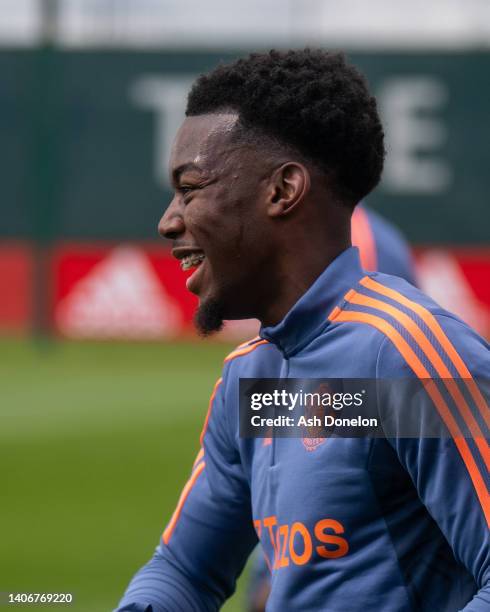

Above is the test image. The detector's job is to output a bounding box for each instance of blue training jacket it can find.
[117,247,489,612]
[246,204,417,608]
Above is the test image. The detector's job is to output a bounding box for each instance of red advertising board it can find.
[1,241,489,340]
[52,243,196,339]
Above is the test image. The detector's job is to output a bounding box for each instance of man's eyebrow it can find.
[171,163,203,184]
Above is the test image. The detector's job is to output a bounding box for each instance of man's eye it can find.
[178,186,197,197]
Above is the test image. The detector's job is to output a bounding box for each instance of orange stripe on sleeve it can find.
[360,276,490,430]
[200,377,223,446]
[345,290,490,470]
[224,339,269,362]
[193,448,205,468]
[162,460,206,545]
[328,306,342,320]
[235,336,261,350]
[329,307,490,527]
[164,375,225,545]
[163,337,267,548]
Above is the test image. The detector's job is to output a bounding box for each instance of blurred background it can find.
[1,1,489,610]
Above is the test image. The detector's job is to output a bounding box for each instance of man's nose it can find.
[158,198,185,240]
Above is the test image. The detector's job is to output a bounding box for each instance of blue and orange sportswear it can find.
[117,247,489,612]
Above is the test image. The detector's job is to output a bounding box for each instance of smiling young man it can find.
[117,50,489,611]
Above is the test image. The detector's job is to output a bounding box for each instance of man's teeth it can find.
[181,253,205,271]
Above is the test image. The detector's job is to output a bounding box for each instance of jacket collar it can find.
[259,247,364,357]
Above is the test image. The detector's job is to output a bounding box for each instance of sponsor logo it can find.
[254,515,349,570]
[55,246,182,339]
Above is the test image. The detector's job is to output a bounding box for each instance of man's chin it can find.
[194,299,225,337]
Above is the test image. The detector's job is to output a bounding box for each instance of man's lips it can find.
[172,245,205,260]
[172,246,207,293]
[185,258,206,293]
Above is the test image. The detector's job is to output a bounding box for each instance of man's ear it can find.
[266,162,311,218]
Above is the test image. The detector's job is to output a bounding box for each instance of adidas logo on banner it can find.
[56,246,182,339]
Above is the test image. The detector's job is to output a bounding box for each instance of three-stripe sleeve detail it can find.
[360,276,490,430]
[329,277,490,527]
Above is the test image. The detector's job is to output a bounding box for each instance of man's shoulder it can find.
[223,336,271,363]
[222,335,281,379]
[328,271,489,378]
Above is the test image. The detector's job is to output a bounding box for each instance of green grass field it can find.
[0,338,249,611]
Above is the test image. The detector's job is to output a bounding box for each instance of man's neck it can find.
[258,242,350,327]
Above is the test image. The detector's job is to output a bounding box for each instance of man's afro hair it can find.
[186,48,385,206]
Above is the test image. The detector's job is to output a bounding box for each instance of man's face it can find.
[159,113,273,334]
